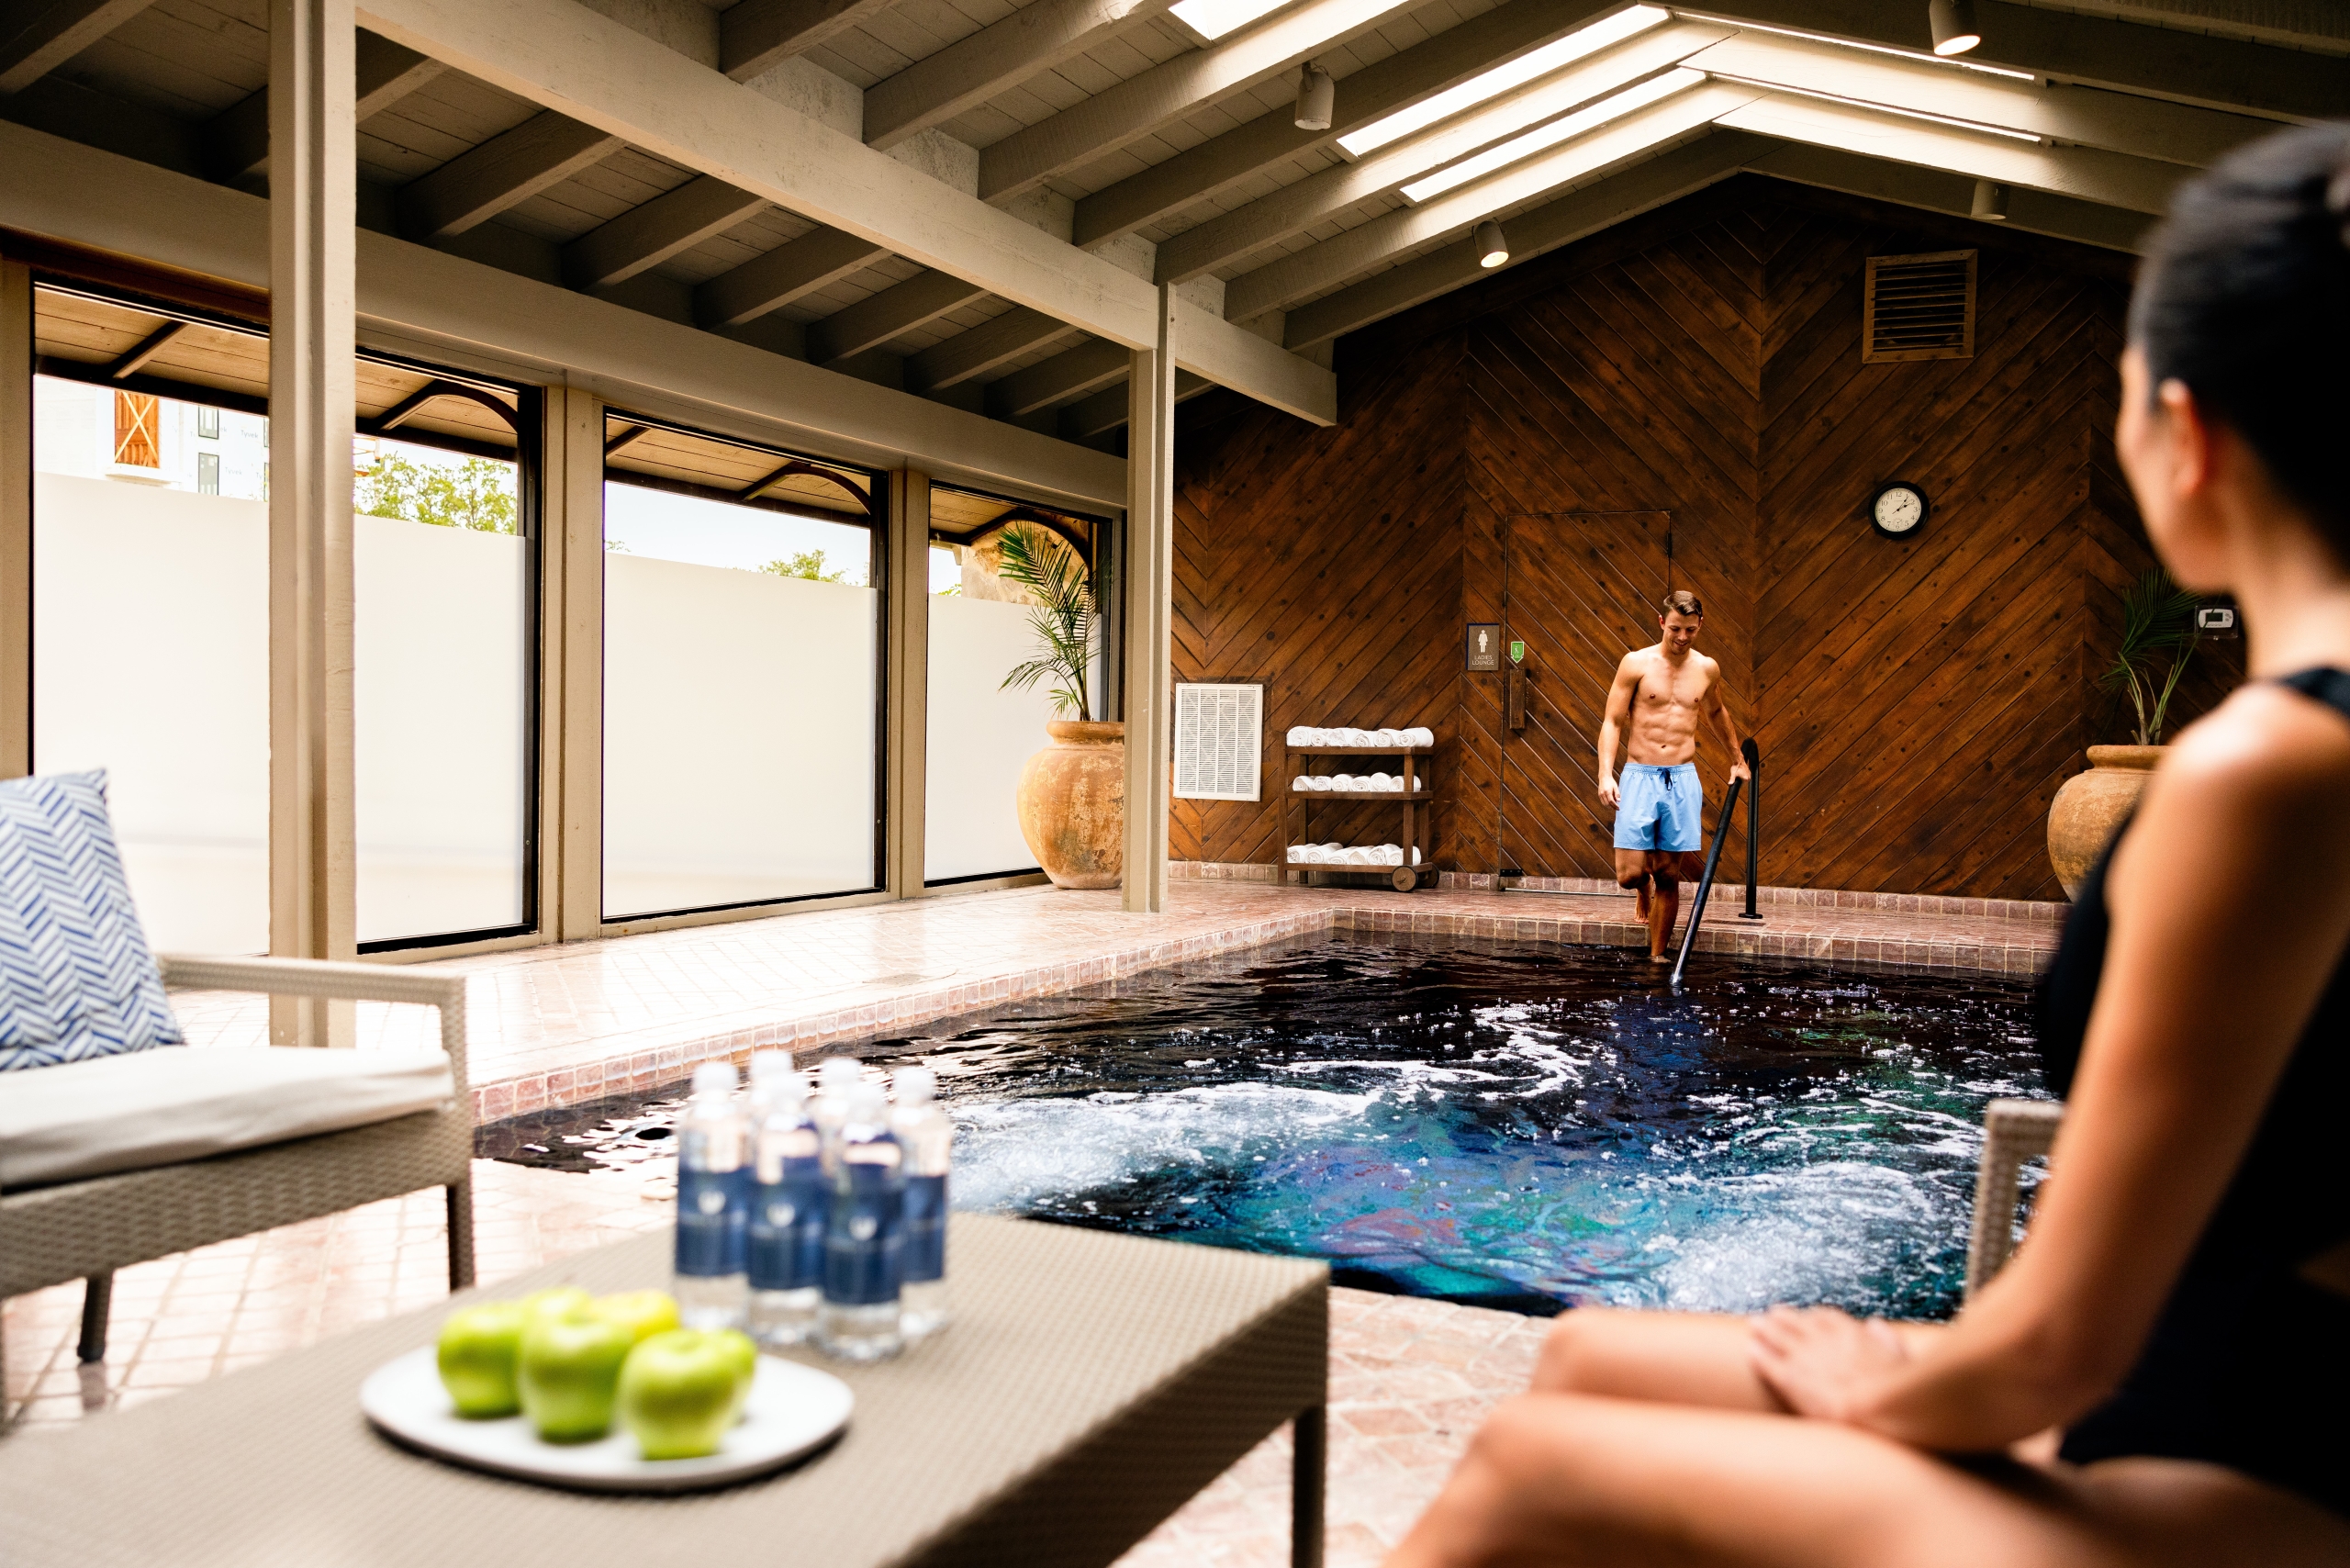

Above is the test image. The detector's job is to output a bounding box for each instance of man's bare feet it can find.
[1647,951,1673,965]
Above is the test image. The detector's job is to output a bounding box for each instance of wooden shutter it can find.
[1863,251,1976,364]
[113,391,162,467]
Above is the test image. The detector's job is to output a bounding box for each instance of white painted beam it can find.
[907,307,1081,394]
[0,0,154,95]
[990,339,1128,418]
[810,270,989,364]
[205,30,446,184]
[1226,81,1764,323]
[565,174,767,289]
[358,0,1334,421]
[867,0,1163,152]
[396,109,621,240]
[1683,31,2274,167]
[1059,368,1206,438]
[695,225,887,327]
[1281,130,1767,346]
[1157,20,1730,284]
[1122,284,1176,915]
[1744,140,2155,252]
[977,0,1421,203]
[721,0,897,82]
[1713,93,2186,213]
[0,116,1129,509]
[1676,0,2349,121]
[1071,0,1619,247]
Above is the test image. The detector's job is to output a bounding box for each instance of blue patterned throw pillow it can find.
[0,770,183,1071]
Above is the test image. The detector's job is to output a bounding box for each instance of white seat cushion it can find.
[0,1047,455,1190]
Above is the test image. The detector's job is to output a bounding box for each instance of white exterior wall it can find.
[924,594,1055,882]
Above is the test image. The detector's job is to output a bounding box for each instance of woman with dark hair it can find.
[1386,123,2350,1568]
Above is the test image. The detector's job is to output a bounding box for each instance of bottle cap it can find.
[845,1081,889,1124]
[748,1049,794,1081]
[818,1057,861,1091]
[894,1066,937,1104]
[691,1061,738,1095]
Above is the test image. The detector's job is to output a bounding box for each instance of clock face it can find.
[1872,482,1927,537]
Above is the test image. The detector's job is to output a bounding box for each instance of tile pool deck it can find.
[7,879,2059,1562]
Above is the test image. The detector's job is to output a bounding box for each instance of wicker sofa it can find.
[1,954,475,1415]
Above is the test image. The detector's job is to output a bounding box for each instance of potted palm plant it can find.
[996,524,1122,890]
[2048,569,2201,897]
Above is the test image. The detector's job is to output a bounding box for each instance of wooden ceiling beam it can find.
[1058,369,1207,439]
[987,338,1127,419]
[720,0,899,82]
[693,223,889,327]
[809,269,990,364]
[104,319,185,379]
[203,29,445,185]
[867,0,1165,152]
[395,108,621,241]
[1744,140,2156,252]
[908,308,1084,395]
[564,174,767,290]
[0,0,154,96]
[976,0,1420,203]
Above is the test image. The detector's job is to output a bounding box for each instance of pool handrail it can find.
[1738,737,1763,921]
[1668,771,1746,988]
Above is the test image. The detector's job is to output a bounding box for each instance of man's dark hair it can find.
[1661,590,1703,618]
[2130,122,2350,555]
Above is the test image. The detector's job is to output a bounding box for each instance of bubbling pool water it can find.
[476,935,2046,1320]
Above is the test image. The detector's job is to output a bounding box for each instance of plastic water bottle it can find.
[745,1052,824,1347]
[818,1081,905,1361]
[811,1056,862,1159]
[673,1060,750,1330]
[892,1067,952,1339]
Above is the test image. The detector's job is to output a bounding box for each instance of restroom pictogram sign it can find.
[1466,623,1500,671]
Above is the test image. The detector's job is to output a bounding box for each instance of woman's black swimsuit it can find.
[2036,666,2350,1517]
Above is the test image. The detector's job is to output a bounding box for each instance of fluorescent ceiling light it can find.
[1402,68,1705,202]
[1685,15,2032,79]
[1342,5,1672,154]
[1169,0,1293,41]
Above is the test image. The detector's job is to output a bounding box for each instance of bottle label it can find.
[902,1172,947,1283]
[675,1165,750,1279]
[822,1161,903,1307]
[747,1166,824,1291]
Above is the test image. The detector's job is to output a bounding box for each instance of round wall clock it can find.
[1870,480,1929,538]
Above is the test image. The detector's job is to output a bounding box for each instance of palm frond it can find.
[2098,568,2202,744]
[992,523,1103,719]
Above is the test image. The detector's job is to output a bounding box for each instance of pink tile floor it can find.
[2,1159,1541,1568]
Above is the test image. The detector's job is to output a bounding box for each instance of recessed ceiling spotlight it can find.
[1474,220,1510,268]
[1972,178,2010,219]
[1929,0,1983,55]
[1168,0,1291,41]
[1339,4,1671,156]
[1294,62,1334,130]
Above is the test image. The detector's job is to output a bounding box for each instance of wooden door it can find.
[1495,511,1673,878]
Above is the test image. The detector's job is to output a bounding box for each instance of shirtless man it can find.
[1596,590,1749,961]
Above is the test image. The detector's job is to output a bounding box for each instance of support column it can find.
[0,256,28,779]
[547,385,603,939]
[884,468,931,899]
[1121,285,1175,915]
[267,0,355,1042]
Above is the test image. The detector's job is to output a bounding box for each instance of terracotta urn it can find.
[1016,720,1125,890]
[2047,745,2165,899]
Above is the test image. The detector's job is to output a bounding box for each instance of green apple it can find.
[617,1329,755,1462]
[714,1328,757,1422]
[520,1286,592,1324]
[518,1306,634,1443]
[591,1290,680,1347]
[436,1301,530,1418]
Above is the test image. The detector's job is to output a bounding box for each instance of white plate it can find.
[360,1347,853,1493]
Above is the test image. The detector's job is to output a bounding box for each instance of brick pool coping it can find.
[168,879,2062,1127]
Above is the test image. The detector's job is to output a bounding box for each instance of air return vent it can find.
[1173,682,1262,801]
[1863,250,1976,364]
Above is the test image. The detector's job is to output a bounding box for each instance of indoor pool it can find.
[478,935,2047,1320]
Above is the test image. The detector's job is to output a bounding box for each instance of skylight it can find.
[1340,5,1673,155]
[1400,68,1706,202]
[1168,0,1294,41]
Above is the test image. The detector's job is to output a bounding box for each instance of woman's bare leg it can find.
[1384,1393,2350,1568]
[1531,1308,1780,1409]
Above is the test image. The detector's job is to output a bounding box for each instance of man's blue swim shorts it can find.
[1613,762,1701,854]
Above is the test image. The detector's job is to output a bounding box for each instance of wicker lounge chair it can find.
[1964,1098,2065,1297]
[1,955,474,1415]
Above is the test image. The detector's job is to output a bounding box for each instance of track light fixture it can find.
[1929,0,1982,55]
[1474,220,1509,270]
[1971,179,2010,220]
[1294,62,1334,131]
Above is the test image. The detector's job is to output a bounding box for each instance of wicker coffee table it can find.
[0,1213,1330,1568]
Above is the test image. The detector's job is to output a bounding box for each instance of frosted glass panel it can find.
[924,595,1056,882]
[33,469,269,954]
[602,481,878,917]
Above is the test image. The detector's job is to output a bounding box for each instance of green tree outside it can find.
[357,450,520,534]
[760,549,849,582]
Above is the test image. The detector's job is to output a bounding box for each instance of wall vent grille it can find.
[1863,250,1977,364]
[1173,682,1262,801]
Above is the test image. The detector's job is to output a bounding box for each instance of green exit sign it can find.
[1508,640,1525,664]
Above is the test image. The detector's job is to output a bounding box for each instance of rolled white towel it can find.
[1292,775,1312,791]
[1287,844,1309,863]
[1412,846,1422,865]
[1365,771,1390,790]
[1286,725,1315,746]
[1378,845,1404,866]
[1309,776,1335,792]
[1371,727,1401,745]
[1343,846,1375,865]
[1406,726,1436,747]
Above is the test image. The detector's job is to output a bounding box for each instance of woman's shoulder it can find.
[2156,681,2350,814]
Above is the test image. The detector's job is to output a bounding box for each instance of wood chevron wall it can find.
[1170,177,2239,900]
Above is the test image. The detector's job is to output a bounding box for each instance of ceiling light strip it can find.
[1169,0,1295,42]
[1402,68,1707,202]
[1340,3,1674,154]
